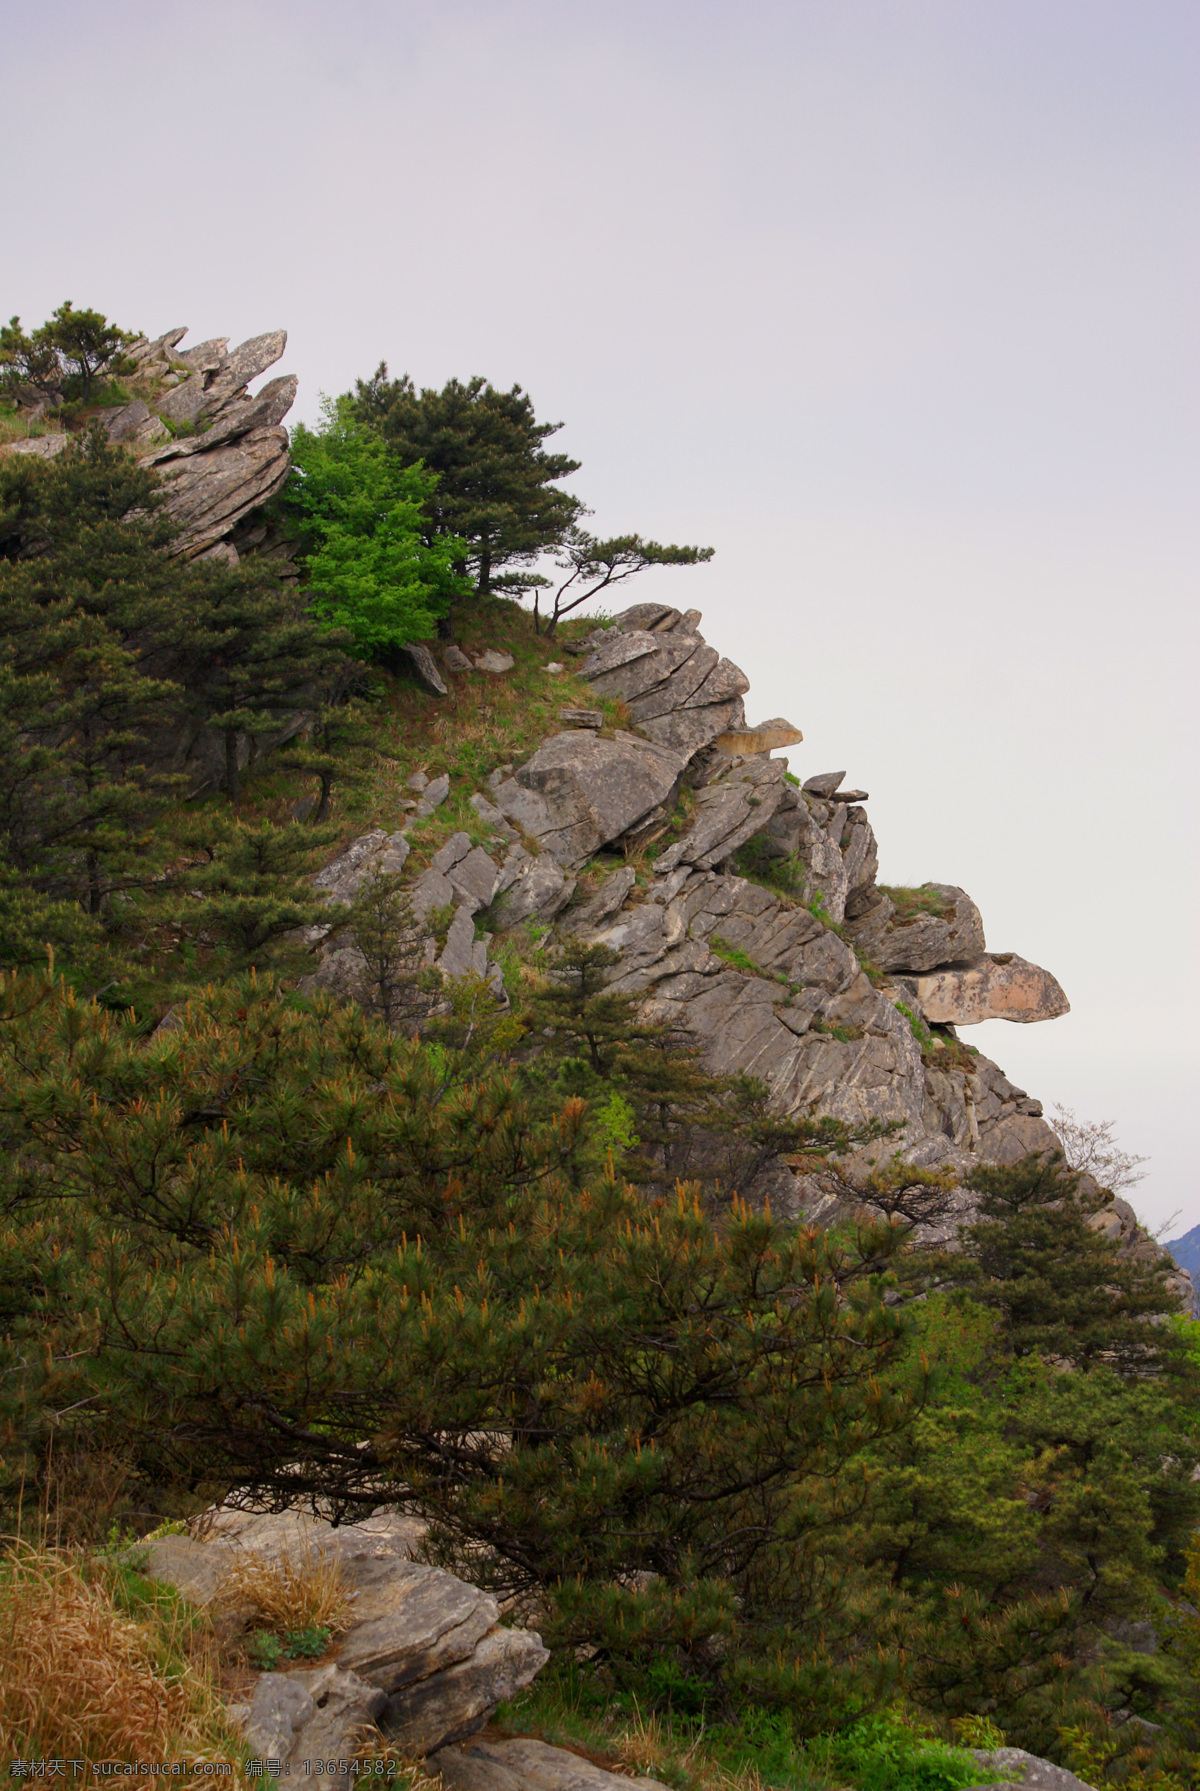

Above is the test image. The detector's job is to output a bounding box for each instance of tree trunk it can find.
[225,729,240,807]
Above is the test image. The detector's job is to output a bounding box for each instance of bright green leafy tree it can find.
[282,398,470,662]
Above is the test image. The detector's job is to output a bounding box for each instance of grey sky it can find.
[5,0,1197,1226]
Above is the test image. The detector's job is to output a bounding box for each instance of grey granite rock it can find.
[313,830,411,906]
[416,772,452,815]
[490,851,576,926]
[491,730,684,868]
[558,708,604,728]
[870,885,986,973]
[802,771,846,797]
[966,1748,1097,1791]
[149,425,292,558]
[9,432,69,458]
[473,649,515,673]
[432,1736,672,1791]
[443,644,474,671]
[404,643,449,696]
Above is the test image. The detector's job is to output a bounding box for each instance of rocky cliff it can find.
[11,321,1183,1303]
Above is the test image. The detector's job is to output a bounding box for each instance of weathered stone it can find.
[872,885,986,973]
[98,398,151,441]
[469,792,517,837]
[384,1627,549,1755]
[611,602,680,633]
[153,376,299,457]
[415,772,451,816]
[802,771,845,797]
[490,852,576,926]
[201,330,288,416]
[243,1672,316,1759]
[409,771,429,791]
[491,730,684,868]
[154,374,211,424]
[432,1736,672,1791]
[149,426,292,558]
[840,789,869,802]
[314,830,410,906]
[442,644,474,671]
[129,326,188,365]
[636,698,747,759]
[176,336,229,372]
[439,907,488,980]
[578,629,660,679]
[714,718,803,755]
[967,1748,1098,1791]
[558,708,604,728]
[403,643,449,696]
[655,758,789,873]
[9,432,69,458]
[916,954,1070,1025]
[567,866,637,930]
[448,846,501,913]
[474,649,515,674]
[586,633,704,703]
[626,645,719,720]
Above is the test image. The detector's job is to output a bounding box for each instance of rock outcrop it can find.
[305,597,1185,1301]
[139,1504,547,1768]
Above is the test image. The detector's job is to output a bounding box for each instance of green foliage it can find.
[0,301,138,409]
[821,1713,998,1791]
[249,1624,332,1666]
[283,397,470,659]
[880,885,954,925]
[353,369,583,598]
[539,526,714,635]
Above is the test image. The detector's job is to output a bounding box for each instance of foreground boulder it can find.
[138,1506,547,1765]
[432,1737,673,1791]
[966,1748,1098,1791]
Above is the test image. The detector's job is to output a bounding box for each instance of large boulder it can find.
[148,425,293,559]
[655,757,792,873]
[846,884,985,973]
[966,1748,1098,1791]
[491,730,685,868]
[578,627,749,761]
[137,1505,547,1763]
[916,954,1070,1025]
[432,1736,673,1791]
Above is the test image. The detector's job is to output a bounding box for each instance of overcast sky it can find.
[5,0,1197,1229]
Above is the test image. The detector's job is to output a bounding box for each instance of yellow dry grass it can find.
[0,1543,240,1770]
[213,1541,354,1635]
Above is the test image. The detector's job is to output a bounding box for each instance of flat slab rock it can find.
[432,1736,673,1791]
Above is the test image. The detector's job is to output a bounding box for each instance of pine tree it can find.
[352,369,583,600]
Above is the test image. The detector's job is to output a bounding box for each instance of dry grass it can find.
[213,1541,355,1635]
[0,1543,241,1770]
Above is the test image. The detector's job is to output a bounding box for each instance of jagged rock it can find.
[403,643,450,696]
[176,336,229,373]
[578,630,659,679]
[97,398,151,441]
[655,757,791,873]
[150,376,299,457]
[558,708,603,728]
[864,885,986,973]
[840,789,869,802]
[439,907,488,980]
[443,644,474,671]
[313,830,411,907]
[9,433,69,458]
[432,1736,672,1791]
[415,772,451,816]
[473,649,515,674]
[966,1749,1097,1791]
[916,954,1070,1025]
[154,374,211,425]
[201,330,289,419]
[490,849,576,926]
[491,730,685,868]
[469,792,517,839]
[245,1666,387,1768]
[803,771,845,797]
[567,865,637,931]
[714,718,803,755]
[128,326,188,366]
[149,426,292,558]
[611,601,682,632]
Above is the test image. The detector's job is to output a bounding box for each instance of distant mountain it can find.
[1165,1225,1200,1314]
